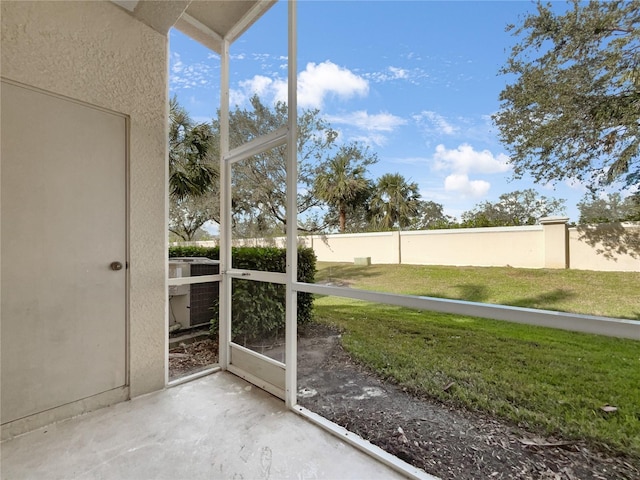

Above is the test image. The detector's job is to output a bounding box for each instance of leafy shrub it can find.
[169,246,316,341]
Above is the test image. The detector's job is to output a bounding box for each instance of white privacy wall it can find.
[189,222,640,272]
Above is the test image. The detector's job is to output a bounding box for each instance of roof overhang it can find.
[111,0,276,53]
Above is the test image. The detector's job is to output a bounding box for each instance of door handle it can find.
[110,261,123,271]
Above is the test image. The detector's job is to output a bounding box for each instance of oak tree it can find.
[494,1,640,194]
[461,189,565,227]
[214,95,338,236]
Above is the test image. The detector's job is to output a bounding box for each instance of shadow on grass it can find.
[510,289,576,310]
[315,264,382,283]
[413,286,576,312]
[453,284,490,303]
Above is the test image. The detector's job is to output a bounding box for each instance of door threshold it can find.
[167,365,221,388]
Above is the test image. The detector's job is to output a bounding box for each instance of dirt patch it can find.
[169,338,218,381]
[297,323,639,480]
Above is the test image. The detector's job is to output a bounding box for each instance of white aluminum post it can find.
[219,38,232,370]
[285,0,298,408]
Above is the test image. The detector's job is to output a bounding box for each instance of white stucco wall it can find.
[1,1,167,399]
[400,226,544,268]
[310,232,399,264]
[569,225,640,272]
[182,222,640,272]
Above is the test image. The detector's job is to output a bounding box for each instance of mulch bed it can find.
[296,323,639,480]
[168,338,218,381]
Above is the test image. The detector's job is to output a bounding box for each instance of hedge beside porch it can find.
[169,246,316,340]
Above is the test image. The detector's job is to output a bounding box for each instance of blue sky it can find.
[169,0,588,223]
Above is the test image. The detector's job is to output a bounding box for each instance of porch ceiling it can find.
[111,0,276,53]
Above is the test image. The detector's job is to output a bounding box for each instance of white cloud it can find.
[430,144,509,199]
[326,111,406,147]
[403,52,421,61]
[229,75,285,107]
[350,133,389,148]
[229,89,245,108]
[252,53,272,63]
[433,144,510,175]
[240,75,277,97]
[364,66,427,84]
[327,111,406,132]
[389,66,408,79]
[297,61,369,108]
[272,78,289,104]
[444,174,490,197]
[229,61,369,109]
[414,111,458,136]
[171,53,183,74]
[170,52,216,91]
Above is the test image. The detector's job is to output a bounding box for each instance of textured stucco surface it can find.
[1,1,167,399]
[569,226,640,272]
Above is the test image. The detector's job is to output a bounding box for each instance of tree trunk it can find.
[339,205,346,233]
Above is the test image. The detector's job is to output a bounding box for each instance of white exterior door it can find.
[1,81,127,425]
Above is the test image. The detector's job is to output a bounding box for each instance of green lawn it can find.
[313,262,640,457]
[316,262,640,319]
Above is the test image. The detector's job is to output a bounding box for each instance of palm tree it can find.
[315,144,376,233]
[370,173,421,230]
[169,97,218,200]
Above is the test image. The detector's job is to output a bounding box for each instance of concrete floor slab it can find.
[1,372,410,479]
